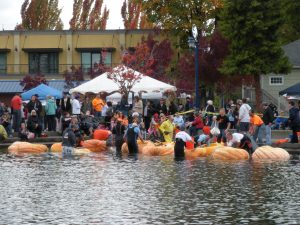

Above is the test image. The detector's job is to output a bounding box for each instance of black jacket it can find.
[262,106,274,125]
[26,100,42,117]
[289,107,300,127]
[60,97,72,113]
[156,103,168,115]
[27,115,40,131]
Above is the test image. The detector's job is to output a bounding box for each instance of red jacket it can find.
[192,116,204,129]
[11,95,22,110]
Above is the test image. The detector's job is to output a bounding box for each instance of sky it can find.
[0,0,124,30]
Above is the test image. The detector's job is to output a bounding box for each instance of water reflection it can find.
[0,152,300,224]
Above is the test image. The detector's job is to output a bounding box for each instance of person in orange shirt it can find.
[249,109,264,144]
[92,94,105,118]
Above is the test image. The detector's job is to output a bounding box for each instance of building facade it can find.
[0,29,174,78]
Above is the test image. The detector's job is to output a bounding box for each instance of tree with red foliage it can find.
[121,0,153,29]
[20,74,48,91]
[107,65,142,97]
[69,0,109,30]
[123,34,173,81]
[16,0,63,30]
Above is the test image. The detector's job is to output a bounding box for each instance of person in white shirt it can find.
[238,98,251,133]
[226,132,253,154]
[174,125,193,159]
[72,95,81,116]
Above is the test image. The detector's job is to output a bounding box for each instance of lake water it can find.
[0,151,300,225]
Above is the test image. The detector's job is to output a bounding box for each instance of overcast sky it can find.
[0,0,124,30]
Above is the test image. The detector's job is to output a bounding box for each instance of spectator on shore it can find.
[60,92,72,114]
[288,101,300,143]
[187,111,204,137]
[216,108,230,143]
[92,94,105,118]
[45,95,57,131]
[11,93,22,132]
[249,110,264,144]
[144,100,155,131]
[133,96,143,116]
[273,111,288,130]
[81,96,93,115]
[27,110,42,138]
[205,100,215,126]
[1,112,12,138]
[262,102,274,145]
[238,98,251,133]
[26,94,43,118]
[156,98,168,115]
[18,122,35,141]
[72,95,81,116]
[0,124,8,141]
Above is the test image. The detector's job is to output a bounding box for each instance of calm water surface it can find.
[0,150,300,225]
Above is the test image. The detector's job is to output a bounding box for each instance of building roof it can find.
[0,80,84,93]
[283,39,300,67]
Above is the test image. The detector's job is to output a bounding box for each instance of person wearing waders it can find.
[112,118,126,155]
[125,121,145,155]
[174,125,193,159]
[62,124,77,157]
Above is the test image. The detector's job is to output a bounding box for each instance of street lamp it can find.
[188,24,200,109]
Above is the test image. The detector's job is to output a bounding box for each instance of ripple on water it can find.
[0,152,300,224]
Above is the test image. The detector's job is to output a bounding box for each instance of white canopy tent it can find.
[69,66,177,95]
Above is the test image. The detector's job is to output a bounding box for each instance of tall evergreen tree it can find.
[16,0,63,30]
[219,0,291,105]
[279,0,300,44]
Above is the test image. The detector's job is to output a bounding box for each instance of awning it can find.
[22,48,63,53]
[279,82,300,96]
[0,48,11,53]
[75,47,116,53]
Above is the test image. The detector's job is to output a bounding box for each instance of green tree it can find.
[16,0,63,30]
[279,0,300,44]
[69,0,109,30]
[140,0,222,37]
[219,0,291,105]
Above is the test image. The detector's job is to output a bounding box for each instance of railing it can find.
[261,89,287,112]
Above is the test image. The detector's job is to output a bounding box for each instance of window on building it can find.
[0,53,7,74]
[29,52,58,74]
[81,51,112,73]
[269,76,284,86]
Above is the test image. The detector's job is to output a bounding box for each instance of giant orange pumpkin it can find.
[50,142,63,152]
[8,142,48,155]
[121,141,155,154]
[211,147,250,160]
[82,139,107,152]
[252,146,290,161]
[93,129,111,140]
[142,142,174,156]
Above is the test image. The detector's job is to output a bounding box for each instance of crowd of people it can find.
[0,92,300,157]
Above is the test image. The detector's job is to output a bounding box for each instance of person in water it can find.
[125,118,145,154]
[226,132,253,154]
[62,124,77,156]
[112,118,126,154]
[174,125,193,159]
